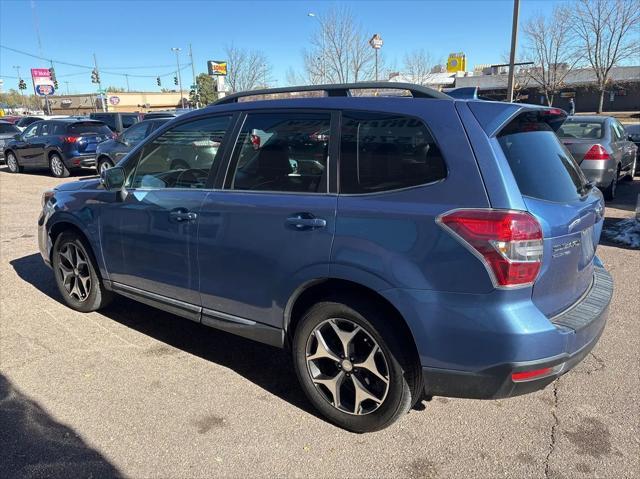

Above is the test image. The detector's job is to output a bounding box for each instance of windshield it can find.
[557,121,605,139]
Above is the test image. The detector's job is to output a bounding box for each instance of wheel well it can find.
[49,222,89,262]
[97,155,111,164]
[285,278,420,362]
[48,150,61,161]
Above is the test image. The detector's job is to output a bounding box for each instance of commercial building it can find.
[47,91,188,115]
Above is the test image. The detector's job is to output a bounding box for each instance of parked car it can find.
[625,123,640,170]
[4,119,113,177]
[557,116,637,199]
[37,83,612,433]
[96,118,172,173]
[0,115,21,124]
[15,116,44,130]
[0,120,21,162]
[89,112,142,134]
[142,111,179,120]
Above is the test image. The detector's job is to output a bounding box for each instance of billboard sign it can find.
[207,60,227,76]
[109,95,121,105]
[31,68,55,96]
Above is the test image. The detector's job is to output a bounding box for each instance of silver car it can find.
[0,121,21,162]
[557,116,637,200]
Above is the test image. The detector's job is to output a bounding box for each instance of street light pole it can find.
[172,47,184,108]
[189,43,198,108]
[506,0,521,103]
[93,53,106,112]
[64,81,70,95]
[308,13,326,84]
[369,34,384,82]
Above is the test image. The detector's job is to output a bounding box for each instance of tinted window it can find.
[557,121,604,139]
[229,112,330,193]
[17,117,42,128]
[122,114,140,129]
[129,115,231,189]
[40,122,54,136]
[67,122,112,136]
[498,116,588,202]
[91,114,117,131]
[0,123,19,134]
[120,122,149,144]
[340,112,446,194]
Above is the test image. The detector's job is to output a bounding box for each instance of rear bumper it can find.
[420,264,612,399]
[65,155,97,168]
[580,162,616,187]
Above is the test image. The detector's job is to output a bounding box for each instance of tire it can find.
[292,298,421,433]
[97,158,114,174]
[52,231,113,312]
[6,152,23,173]
[603,168,618,200]
[49,153,70,178]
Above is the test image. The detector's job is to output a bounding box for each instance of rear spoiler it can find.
[443,87,479,100]
[467,101,568,137]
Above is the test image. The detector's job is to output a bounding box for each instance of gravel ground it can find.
[1,167,638,479]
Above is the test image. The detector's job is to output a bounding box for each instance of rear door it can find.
[612,120,634,171]
[197,110,337,328]
[14,122,43,166]
[496,114,603,316]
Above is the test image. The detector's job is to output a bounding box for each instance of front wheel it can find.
[52,231,112,312]
[97,158,114,174]
[50,153,70,178]
[292,299,421,433]
[6,152,23,173]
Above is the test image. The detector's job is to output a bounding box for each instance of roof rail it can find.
[211,82,451,105]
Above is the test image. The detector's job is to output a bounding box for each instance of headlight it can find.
[41,190,55,208]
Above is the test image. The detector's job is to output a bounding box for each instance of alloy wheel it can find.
[7,153,17,172]
[57,242,92,302]
[51,156,64,177]
[99,161,112,174]
[305,318,390,415]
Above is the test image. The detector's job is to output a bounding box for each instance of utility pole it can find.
[189,43,198,108]
[369,34,384,82]
[93,53,106,112]
[13,65,25,110]
[172,47,184,108]
[506,0,520,103]
[125,74,130,92]
[64,81,70,95]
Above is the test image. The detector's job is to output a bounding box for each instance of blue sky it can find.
[0,0,558,94]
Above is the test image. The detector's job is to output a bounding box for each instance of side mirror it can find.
[13,133,21,140]
[100,166,125,191]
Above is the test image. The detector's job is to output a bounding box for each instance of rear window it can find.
[0,123,19,134]
[557,121,604,139]
[498,116,588,202]
[340,112,446,194]
[122,114,140,128]
[67,122,113,136]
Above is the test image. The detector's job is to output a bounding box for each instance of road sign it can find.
[369,34,383,49]
[31,68,55,96]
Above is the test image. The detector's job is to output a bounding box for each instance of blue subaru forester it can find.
[38,83,612,432]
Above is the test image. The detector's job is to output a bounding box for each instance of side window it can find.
[22,123,40,139]
[340,112,446,194]
[40,122,52,136]
[229,112,330,193]
[121,122,148,145]
[610,122,621,141]
[94,115,117,131]
[614,121,626,141]
[129,115,231,190]
[122,114,140,129]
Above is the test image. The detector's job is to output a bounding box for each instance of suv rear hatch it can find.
[495,110,604,317]
[66,122,113,153]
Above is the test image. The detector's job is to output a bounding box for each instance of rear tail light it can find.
[63,136,80,143]
[512,367,553,382]
[437,209,543,288]
[583,144,610,160]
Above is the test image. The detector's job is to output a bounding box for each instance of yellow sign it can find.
[208,60,228,76]
[447,52,466,73]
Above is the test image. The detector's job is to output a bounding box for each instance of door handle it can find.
[169,208,198,222]
[286,213,327,230]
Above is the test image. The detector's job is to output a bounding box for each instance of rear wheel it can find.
[52,231,112,312]
[6,152,23,173]
[603,167,619,200]
[97,158,114,174]
[50,153,70,178]
[292,298,421,433]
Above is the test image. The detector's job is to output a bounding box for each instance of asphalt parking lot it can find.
[1,167,638,479]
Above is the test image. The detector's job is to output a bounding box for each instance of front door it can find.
[197,111,337,328]
[100,114,234,314]
[14,122,42,167]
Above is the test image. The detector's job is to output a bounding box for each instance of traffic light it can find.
[91,69,100,84]
[49,67,57,83]
[156,76,161,86]
[18,79,27,90]
[174,76,178,86]
[54,80,59,90]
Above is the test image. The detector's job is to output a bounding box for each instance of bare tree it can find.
[522,6,580,106]
[224,44,272,92]
[402,49,437,85]
[569,0,640,113]
[302,7,375,84]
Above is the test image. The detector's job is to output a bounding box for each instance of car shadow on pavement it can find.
[10,254,321,420]
[0,373,123,478]
[0,165,97,178]
[599,216,639,251]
